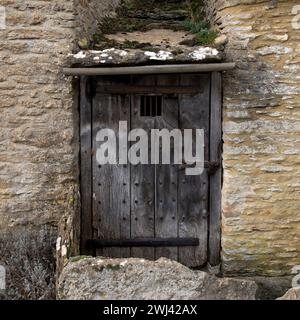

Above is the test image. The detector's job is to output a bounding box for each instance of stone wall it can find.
[0,0,77,298]
[74,0,121,46]
[205,0,300,276]
[1,0,300,301]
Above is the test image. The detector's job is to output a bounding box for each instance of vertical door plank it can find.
[92,77,131,258]
[155,75,179,261]
[80,76,93,255]
[209,72,222,267]
[178,74,210,267]
[130,75,156,260]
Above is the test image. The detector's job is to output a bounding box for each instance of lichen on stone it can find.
[144,50,173,61]
[73,51,87,59]
[71,0,222,66]
[67,46,222,67]
[189,47,219,60]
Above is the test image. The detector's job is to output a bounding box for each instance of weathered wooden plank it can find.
[63,63,236,76]
[130,75,156,260]
[178,73,210,267]
[155,75,180,261]
[209,72,222,267]
[92,76,131,258]
[80,76,93,255]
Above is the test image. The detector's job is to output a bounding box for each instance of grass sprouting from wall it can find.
[183,18,218,45]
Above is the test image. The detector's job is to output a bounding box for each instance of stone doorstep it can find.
[57,257,259,300]
[57,257,294,300]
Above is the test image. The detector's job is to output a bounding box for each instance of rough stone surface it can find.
[105,29,195,48]
[0,0,78,298]
[58,257,258,300]
[67,46,222,67]
[0,0,77,230]
[204,0,300,276]
[277,287,300,300]
[68,0,221,66]
[214,34,228,48]
[74,0,206,49]
[74,0,123,42]
[243,276,292,300]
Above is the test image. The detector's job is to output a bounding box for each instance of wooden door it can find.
[80,73,222,268]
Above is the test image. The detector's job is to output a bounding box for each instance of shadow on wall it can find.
[75,0,122,40]
[0,225,57,300]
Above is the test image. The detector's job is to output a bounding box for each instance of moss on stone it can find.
[69,255,91,263]
[91,263,122,273]
[92,35,153,50]
[105,263,121,271]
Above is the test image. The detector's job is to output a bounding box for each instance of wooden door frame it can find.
[208,72,222,268]
[79,72,222,268]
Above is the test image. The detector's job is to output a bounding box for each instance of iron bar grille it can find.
[140,95,162,117]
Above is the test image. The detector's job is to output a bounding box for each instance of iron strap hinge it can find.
[179,161,220,175]
[86,238,199,249]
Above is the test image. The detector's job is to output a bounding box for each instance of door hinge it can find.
[205,161,220,175]
[179,161,220,175]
